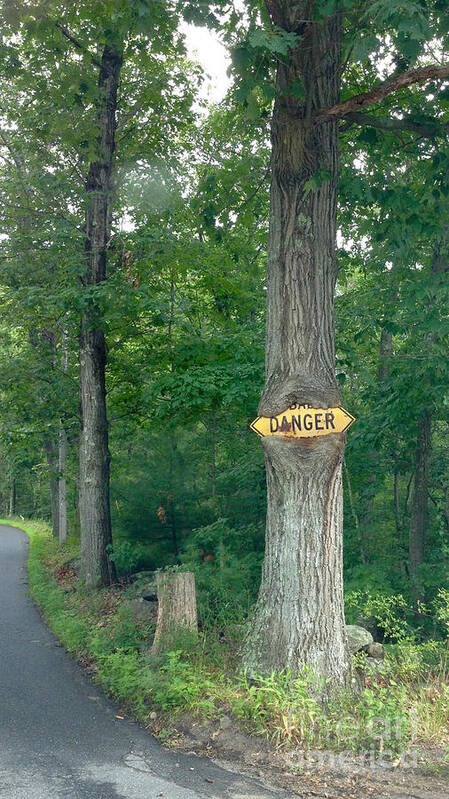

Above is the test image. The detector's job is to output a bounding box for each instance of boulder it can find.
[367,642,385,659]
[124,598,157,623]
[346,624,373,654]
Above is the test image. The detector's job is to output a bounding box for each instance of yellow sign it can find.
[250,403,355,439]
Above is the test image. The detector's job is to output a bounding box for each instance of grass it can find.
[419,751,449,779]
[3,516,448,758]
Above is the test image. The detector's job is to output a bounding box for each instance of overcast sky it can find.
[182,24,231,104]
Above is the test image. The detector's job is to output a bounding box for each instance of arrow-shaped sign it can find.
[250,404,356,439]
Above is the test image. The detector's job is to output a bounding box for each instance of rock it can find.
[136,582,157,599]
[131,570,156,583]
[365,656,387,673]
[367,642,385,659]
[142,591,158,602]
[124,598,156,623]
[219,715,232,730]
[346,624,373,654]
[149,711,157,720]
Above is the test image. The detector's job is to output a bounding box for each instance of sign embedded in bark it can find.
[250,403,355,439]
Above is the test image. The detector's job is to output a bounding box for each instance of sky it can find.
[182,24,232,104]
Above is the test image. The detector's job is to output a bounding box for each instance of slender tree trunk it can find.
[44,439,59,539]
[167,277,178,556]
[242,8,350,684]
[393,469,401,537]
[404,471,413,519]
[360,328,392,537]
[408,235,448,598]
[58,329,68,544]
[210,398,218,507]
[442,497,449,533]
[9,477,16,517]
[168,444,178,557]
[74,478,81,537]
[58,425,68,544]
[344,459,365,564]
[409,410,431,597]
[79,43,122,588]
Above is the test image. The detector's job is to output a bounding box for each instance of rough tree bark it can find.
[242,4,351,684]
[79,42,122,588]
[152,571,198,653]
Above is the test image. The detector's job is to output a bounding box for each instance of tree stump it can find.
[152,571,197,653]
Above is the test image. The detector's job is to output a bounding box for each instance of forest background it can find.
[1,0,449,679]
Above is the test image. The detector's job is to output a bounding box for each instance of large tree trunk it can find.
[242,7,350,684]
[79,43,122,588]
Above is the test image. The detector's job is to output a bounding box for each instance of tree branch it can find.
[55,23,102,68]
[340,111,447,138]
[317,63,449,122]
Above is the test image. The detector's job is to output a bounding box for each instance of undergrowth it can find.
[8,518,449,758]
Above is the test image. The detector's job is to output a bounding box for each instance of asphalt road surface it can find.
[0,524,292,799]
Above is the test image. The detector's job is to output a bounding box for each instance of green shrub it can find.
[351,686,411,754]
[387,640,447,681]
[345,590,415,641]
[96,650,148,713]
[231,670,326,747]
[180,518,262,627]
[107,540,150,577]
[148,649,217,716]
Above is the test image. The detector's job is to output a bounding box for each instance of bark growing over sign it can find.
[79,43,122,589]
[152,571,198,653]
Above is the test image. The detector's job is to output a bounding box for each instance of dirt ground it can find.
[159,714,449,799]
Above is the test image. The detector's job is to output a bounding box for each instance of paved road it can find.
[0,524,292,799]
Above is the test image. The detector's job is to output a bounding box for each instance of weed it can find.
[231,670,327,747]
[419,750,449,779]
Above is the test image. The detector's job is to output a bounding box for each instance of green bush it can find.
[351,686,411,754]
[180,518,263,627]
[231,670,327,747]
[107,540,150,577]
[345,590,415,641]
[148,649,217,716]
[96,650,148,713]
